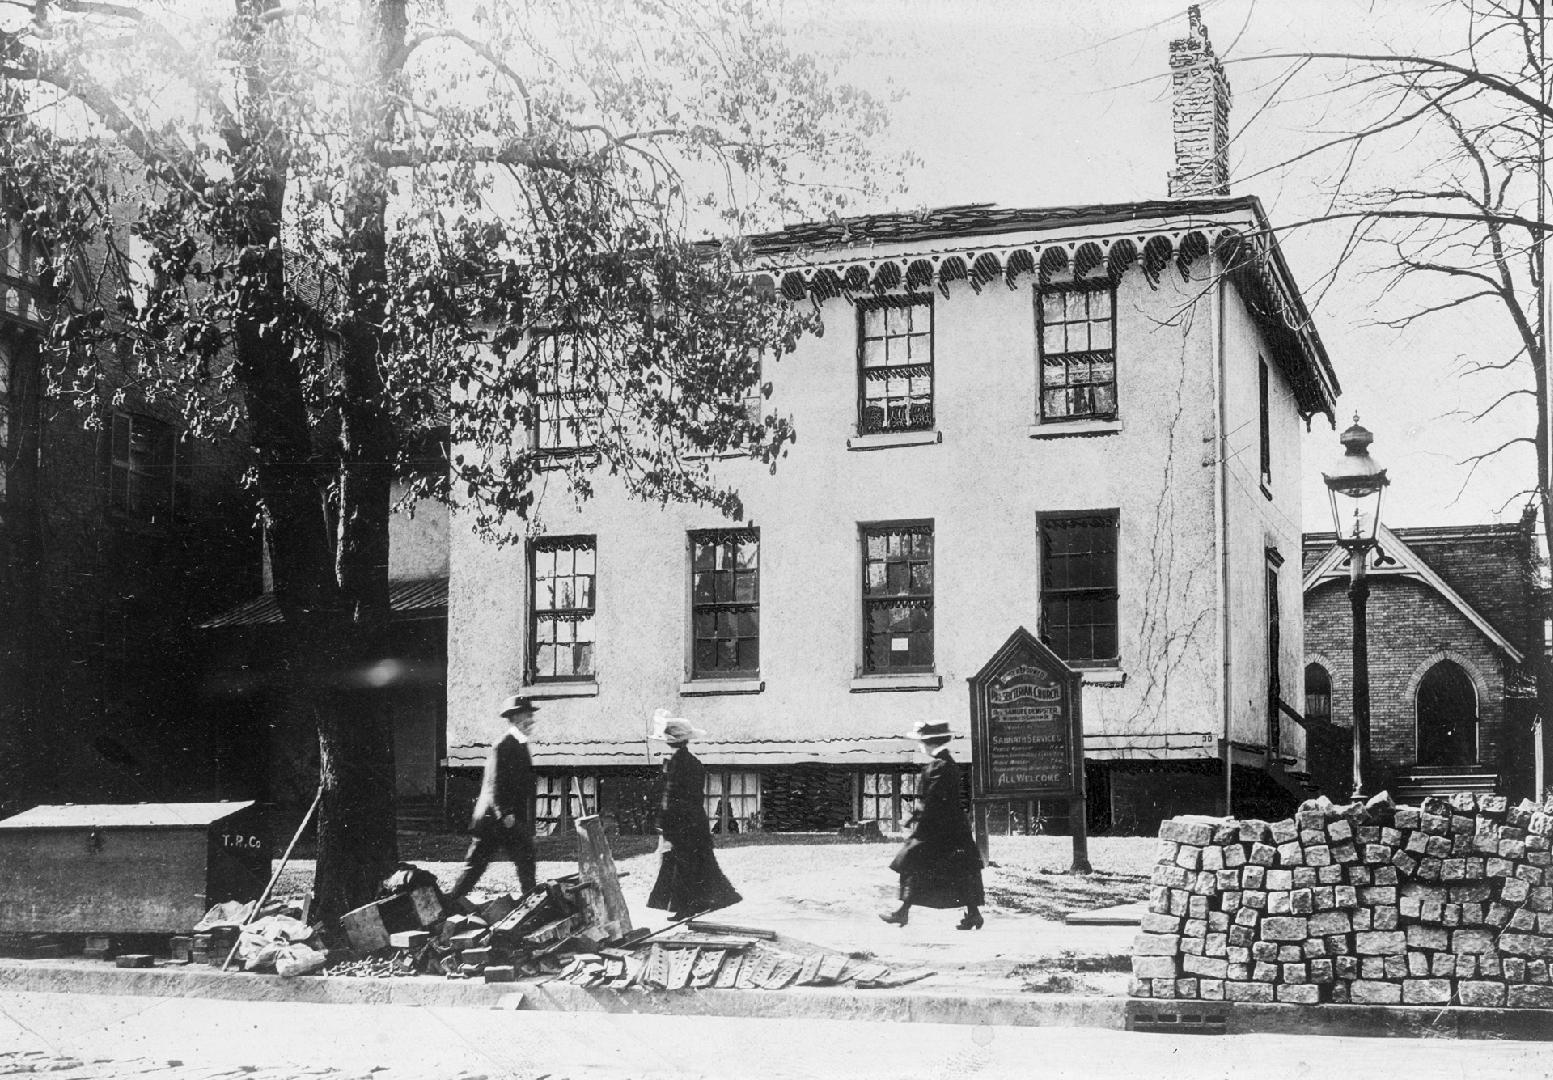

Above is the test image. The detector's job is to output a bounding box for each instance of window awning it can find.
[199,577,447,629]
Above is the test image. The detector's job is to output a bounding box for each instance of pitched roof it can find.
[198,577,447,629]
[1302,522,1538,659]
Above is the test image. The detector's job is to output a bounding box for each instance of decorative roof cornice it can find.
[735,196,1338,422]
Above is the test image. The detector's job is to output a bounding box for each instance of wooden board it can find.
[574,816,632,942]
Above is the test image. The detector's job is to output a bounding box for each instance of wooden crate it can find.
[0,802,268,935]
[339,887,443,953]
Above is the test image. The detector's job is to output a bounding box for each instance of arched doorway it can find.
[1416,661,1478,767]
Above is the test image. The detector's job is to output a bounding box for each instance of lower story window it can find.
[704,769,761,834]
[534,773,596,834]
[857,769,919,827]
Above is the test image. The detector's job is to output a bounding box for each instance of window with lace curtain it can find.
[856,295,933,435]
[1038,283,1117,421]
[533,335,599,453]
[689,528,759,677]
[529,536,596,681]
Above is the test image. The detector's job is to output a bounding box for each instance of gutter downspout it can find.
[1213,261,1233,816]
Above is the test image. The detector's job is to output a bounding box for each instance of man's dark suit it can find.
[450,730,537,897]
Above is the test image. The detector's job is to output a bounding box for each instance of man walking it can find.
[450,694,539,899]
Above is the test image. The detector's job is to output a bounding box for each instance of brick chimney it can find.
[1167,5,1232,198]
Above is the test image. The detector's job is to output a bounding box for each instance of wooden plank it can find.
[686,920,777,940]
[714,953,744,989]
[574,815,632,942]
[654,934,758,950]
[664,946,697,990]
[690,948,725,988]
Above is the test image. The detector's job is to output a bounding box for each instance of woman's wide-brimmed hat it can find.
[905,720,952,746]
[650,707,707,743]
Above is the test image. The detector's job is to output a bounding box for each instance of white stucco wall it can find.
[1219,281,1308,767]
[388,483,448,581]
[445,243,1308,766]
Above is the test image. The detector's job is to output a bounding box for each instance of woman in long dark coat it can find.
[646,710,743,920]
[881,720,985,929]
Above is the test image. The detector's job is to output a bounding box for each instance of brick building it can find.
[0,218,255,818]
[1301,515,1543,802]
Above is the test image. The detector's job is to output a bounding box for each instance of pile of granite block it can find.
[1132,793,1553,1008]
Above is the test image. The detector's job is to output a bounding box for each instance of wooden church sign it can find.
[968,626,1089,872]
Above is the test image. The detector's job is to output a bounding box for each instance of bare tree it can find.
[1238,0,1551,788]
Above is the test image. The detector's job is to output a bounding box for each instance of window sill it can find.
[533,450,601,471]
[850,672,942,693]
[1028,418,1124,439]
[846,430,941,451]
[1079,669,1127,687]
[526,680,600,699]
[680,677,764,697]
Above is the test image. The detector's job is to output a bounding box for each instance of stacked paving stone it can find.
[1132,792,1553,1008]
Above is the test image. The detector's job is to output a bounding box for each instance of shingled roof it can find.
[741,196,1268,254]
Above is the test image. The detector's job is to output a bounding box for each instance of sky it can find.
[773,0,1538,534]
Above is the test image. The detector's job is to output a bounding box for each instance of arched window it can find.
[1416,661,1478,767]
[1305,664,1332,725]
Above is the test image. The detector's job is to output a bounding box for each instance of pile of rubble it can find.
[327,873,932,991]
[1133,792,1553,1008]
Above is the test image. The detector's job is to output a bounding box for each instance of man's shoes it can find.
[956,913,984,931]
[878,910,909,926]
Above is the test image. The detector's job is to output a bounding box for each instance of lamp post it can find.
[1323,416,1389,800]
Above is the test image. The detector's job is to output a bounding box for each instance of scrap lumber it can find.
[686,920,778,940]
[855,967,935,989]
[574,815,632,942]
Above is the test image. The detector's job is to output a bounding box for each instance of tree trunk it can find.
[300,0,409,923]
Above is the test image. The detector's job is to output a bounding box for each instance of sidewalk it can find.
[8,835,1552,1041]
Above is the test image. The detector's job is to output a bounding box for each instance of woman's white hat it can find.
[650,707,708,743]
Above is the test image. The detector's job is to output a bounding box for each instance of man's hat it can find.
[906,720,952,746]
[649,707,707,743]
[498,694,538,718]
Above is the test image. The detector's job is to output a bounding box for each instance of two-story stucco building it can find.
[445,192,1339,834]
[441,11,1341,835]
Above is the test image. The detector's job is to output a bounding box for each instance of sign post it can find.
[969,627,1090,873]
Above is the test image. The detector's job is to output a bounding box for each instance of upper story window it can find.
[861,521,934,674]
[690,528,759,678]
[530,536,596,681]
[1259,356,1272,487]
[109,411,190,525]
[1039,511,1119,665]
[1038,283,1116,422]
[857,295,933,435]
[533,336,598,454]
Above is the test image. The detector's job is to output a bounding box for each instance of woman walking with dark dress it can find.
[646,709,743,920]
[881,720,985,930]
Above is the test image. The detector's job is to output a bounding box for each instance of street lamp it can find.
[1322,415,1389,799]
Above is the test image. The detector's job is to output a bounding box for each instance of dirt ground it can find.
[276,830,1154,921]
